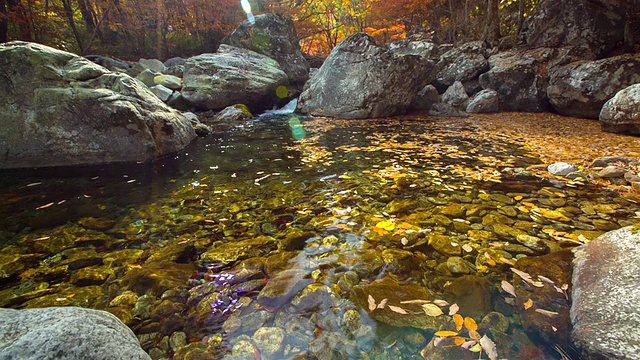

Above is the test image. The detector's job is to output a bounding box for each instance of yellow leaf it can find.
[434,330,458,337]
[469,329,481,341]
[454,336,466,346]
[514,195,523,201]
[453,313,464,331]
[524,298,533,310]
[469,343,482,352]
[375,220,395,231]
[398,222,414,229]
[487,258,497,266]
[464,317,478,332]
[422,303,444,316]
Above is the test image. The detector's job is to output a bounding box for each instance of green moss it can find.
[248,28,272,54]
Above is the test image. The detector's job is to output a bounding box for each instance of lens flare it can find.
[240,0,251,13]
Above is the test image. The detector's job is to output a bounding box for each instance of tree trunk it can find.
[0,0,7,42]
[516,0,526,36]
[482,0,500,46]
[156,0,165,59]
[61,0,84,50]
[77,0,96,33]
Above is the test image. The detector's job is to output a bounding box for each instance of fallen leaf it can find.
[524,298,533,310]
[449,303,459,316]
[469,343,482,352]
[511,268,544,287]
[468,329,481,341]
[368,294,376,311]
[377,298,388,309]
[453,313,464,331]
[388,305,408,314]
[423,303,444,316]
[400,299,431,305]
[537,275,555,285]
[454,336,466,346]
[464,317,478,332]
[375,220,395,231]
[499,257,515,266]
[535,308,559,318]
[434,330,458,337]
[462,243,473,253]
[480,335,499,360]
[401,237,409,245]
[461,340,476,349]
[501,280,517,298]
[432,299,449,307]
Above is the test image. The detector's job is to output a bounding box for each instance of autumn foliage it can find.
[0,0,544,58]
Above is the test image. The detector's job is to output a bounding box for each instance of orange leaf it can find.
[464,317,478,332]
[524,298,533,310]
[434,330,458,337]
[454,336,466,346]
[453,313,464,331]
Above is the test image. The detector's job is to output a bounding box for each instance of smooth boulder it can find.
[297,33,434,119]
[181,45,288,112]
[572,226,640,359]
[436,41,489,87]
[599,83,640,135]
[223,13,309,84]
[0,307,150,360]
[479,48,556,112]
[0,41,196,169]
[520,0,629,59]
[548,55,640,118]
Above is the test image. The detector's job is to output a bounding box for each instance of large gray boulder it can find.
[297,33,435,119]
[548,55,640,118]
[572,226,640,359]
[0,41,196,169]
[599,84,640,135]
[387,40,441,60]
[436,41,489,87]
[0,307,150,360]
[223,13,309,84]
[181,45,289,112]
[479,48,556,112]
[520,0,630,59]
[466,89,500,113]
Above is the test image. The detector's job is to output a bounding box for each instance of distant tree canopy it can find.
[0,0,637,58]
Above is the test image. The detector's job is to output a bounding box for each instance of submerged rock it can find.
[0,307,150,359]
[0,41,196,169]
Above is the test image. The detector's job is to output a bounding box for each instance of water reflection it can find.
[0,116,636,359]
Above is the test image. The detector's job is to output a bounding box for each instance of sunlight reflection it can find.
[288,116,306,140]
[240,0,255,24]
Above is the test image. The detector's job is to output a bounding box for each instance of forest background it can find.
[0,0,638,61]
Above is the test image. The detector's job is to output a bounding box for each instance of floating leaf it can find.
[468,329,481,341]
[469,343,482,352]
[432,299,449,307]
[480,335,499,360]
[423,303,444,316]
[368,294,376,312]
[454,337,466,346]
[462,244,473,253]
[398,222,414,229]
[464,317,478,332]
[388,305,408,314]
[499,257,515,266]
[400,299,431,305]
[434,330,458,337]
[524,298,533,310]
[535,308,559,318]
[449,303,459,316]
[501,280,517,298]
[401,237,409,245]
[375,220,395,231]
[453,313,464,331]
[377,298,388,309]
[511,268,544,288]
[461,340,476,349]
[537,275,555,285]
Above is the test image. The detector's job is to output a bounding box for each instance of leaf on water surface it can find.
[453,313,464,331]
[400,299,431,305]
[422,303,443,316]
[388,305,408,314]
[537,275,555,285]
[401,237,409,245]
[372,227,388,236]
[454,337,466,346]
[501,280,517,298]
[434,330,458,337]
[432,299,449,307]
[468,329,481,341]
[368,294,376,311]
[462,244,473,253]
[511,268,544,288]
[524,298,533,310]
[36,202,54,210]
[398,222,414,229]
[375,220,395,231]
[449,303,460,316]
[461,340,476,349]
[480,335,499,360]
[499,257,515,266]
[469,343,482,352]
[464,317,478,332]
[377,298,388,309]
[535,308,559,318]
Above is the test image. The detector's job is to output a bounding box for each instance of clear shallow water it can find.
[1,115,637,359]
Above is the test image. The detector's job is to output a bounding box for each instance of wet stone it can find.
[443,275,493,319]
[257,268,313,308]
[439,203,466,217]
[252,327,286,358]
[69,265,113,286]
[199,236,277,270]
[599,165,627,178]
[60,247,103,269]
[429,234,461,256]
[446,256,475,275]
[169,331,187,350]
[78,217,116,231]
[515,234,550,253]
[489,193,515,205]
[291,283,339,312]
[479,311,510,335]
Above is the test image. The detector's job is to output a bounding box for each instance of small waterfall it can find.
[259,98,298,117]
